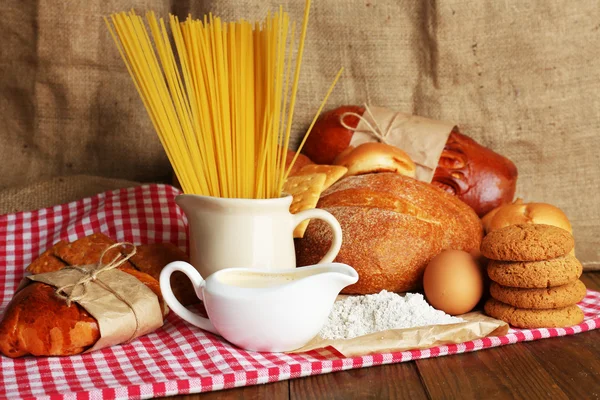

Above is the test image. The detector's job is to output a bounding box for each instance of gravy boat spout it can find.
[289,263,359,292]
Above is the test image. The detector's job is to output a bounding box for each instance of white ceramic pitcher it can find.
[176,194,343,278]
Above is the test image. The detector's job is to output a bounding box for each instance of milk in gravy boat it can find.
[160,261,358,352]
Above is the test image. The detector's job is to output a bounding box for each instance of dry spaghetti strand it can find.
[106,0,341,199]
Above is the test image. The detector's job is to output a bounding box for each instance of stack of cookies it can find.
[480,224,585,328]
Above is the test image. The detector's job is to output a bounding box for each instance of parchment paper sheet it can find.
[290,311,508,358]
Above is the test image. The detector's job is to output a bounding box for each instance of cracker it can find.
[293,164,348,191]
[283,173,327,238]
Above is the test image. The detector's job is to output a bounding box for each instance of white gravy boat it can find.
[160,261,358,352]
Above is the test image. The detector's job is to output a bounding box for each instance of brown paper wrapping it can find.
[349,106,456,183]
[23,267,164,352]
[290,311,508,358]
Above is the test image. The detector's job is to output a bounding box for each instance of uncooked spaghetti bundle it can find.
[105,1,341,199]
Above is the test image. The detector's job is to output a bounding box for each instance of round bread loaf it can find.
[295,173,483,294]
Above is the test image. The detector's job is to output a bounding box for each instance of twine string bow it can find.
[339,103,431,170]
[339,103,401,145]
[54,242,141,342]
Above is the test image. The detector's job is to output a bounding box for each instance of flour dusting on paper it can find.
[320,291,463,340]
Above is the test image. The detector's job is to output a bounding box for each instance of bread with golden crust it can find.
[482,199,572,234]
[333,142,416,178]
[0,233,181,358]
[302,106,518,217]
[432,130,518,217]
[0,266,165,358]
[295,173,483,294]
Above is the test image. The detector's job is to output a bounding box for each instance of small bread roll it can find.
[482,199,572,233]
[333,142,416,178]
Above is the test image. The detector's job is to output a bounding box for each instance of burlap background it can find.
[1,0,598,269]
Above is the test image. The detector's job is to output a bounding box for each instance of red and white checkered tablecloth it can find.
[0,184,598,400]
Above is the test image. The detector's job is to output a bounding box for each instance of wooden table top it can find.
[165,272,600,400]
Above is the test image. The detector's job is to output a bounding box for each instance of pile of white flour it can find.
[319,291,463,340]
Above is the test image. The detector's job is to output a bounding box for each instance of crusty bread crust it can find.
[0,283,100,357]
[296,173,483,294]
[0,234,175,358]
[0,267,166,358]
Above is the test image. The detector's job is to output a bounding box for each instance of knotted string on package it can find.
[339,103,431,170]
[54,242,141,340]
[339,103,401,145]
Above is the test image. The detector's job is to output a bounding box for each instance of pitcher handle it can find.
[159,261,218,335]
[292,209,343,264]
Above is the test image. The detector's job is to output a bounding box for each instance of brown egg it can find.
[423,250,484,315]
